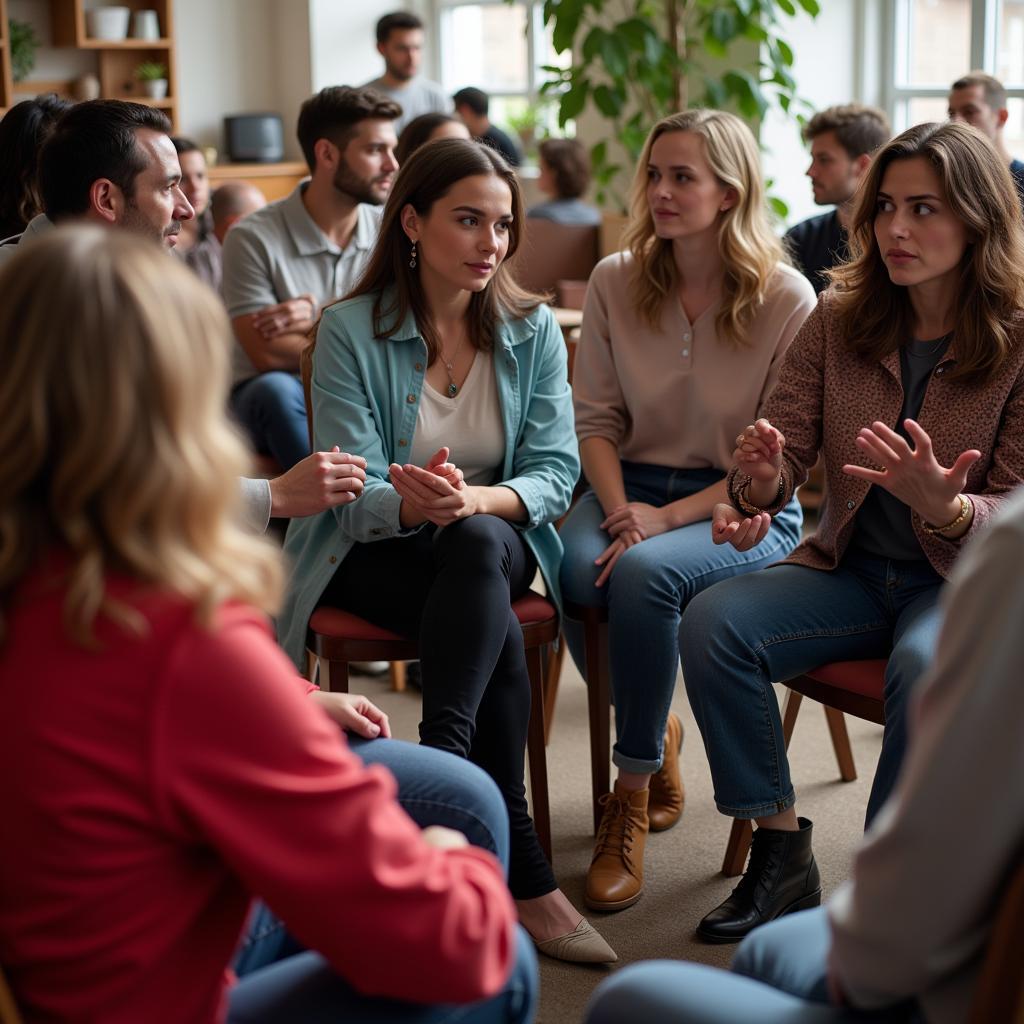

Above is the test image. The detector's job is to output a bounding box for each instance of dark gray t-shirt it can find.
[851,335,952,561]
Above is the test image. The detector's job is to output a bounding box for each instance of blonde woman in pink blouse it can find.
[560,109,815,915]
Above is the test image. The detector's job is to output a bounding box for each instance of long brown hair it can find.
[621,109,786,344]
[830,121,1024,382]
[343,137,543,364]
[0,227,282,646]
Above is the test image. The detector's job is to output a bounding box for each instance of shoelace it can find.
[592,793,638,868]
[730,832,783,903]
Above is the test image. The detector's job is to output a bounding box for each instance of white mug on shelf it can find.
[85,6,131,41]
[132,9,161,41]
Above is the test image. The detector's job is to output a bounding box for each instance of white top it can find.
[409,350,505,486]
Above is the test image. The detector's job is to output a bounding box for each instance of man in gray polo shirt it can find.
[222,86,400,470]
[363,11,449,134]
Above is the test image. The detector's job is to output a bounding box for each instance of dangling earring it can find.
[409,241,417,268]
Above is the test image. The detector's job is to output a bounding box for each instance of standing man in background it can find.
[453,87,522,167]
[948,71,1024,202]
[364,12,449,134]
[784,104,890,294]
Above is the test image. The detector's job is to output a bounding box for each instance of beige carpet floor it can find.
[353,652,883,1024]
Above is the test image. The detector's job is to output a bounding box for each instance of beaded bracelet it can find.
[921,493,972,536]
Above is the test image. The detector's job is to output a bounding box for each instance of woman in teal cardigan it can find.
[278,138,614,964]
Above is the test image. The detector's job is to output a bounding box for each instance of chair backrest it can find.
[300,340,315,449]
[969,848,1024,1024]
[510,219,599,296]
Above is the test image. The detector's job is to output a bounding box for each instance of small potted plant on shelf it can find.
[8,18,40,83]
[134,60,168,100]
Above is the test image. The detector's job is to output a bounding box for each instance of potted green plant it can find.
[134,60,169,100]
[8,17,39,83]
[507,100,550,159]
[539,0,820,213]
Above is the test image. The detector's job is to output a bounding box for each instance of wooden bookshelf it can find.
[1,0,178,128]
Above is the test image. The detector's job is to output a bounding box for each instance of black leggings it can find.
[321,514,557,900]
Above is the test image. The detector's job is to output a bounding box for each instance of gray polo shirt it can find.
[221,183,383,385]
[363,75,450,133]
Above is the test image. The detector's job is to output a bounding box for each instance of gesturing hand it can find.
[711,502,772,551]
[593,529,644,588]
[734,418,786,483]
[601,502,671,541]
[842,419,980,525]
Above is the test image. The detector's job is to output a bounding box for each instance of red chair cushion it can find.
[804,660,887,700]
[309,591,556,641]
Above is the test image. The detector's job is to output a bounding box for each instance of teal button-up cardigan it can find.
[276,291,580,669]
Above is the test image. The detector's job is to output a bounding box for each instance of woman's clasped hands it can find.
[390,446,475,527]
[593,503,673,587]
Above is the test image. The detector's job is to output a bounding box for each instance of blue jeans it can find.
[583,908,920,1023]
[231,372,310,470]
[559,462,803,773]
[228,737,537,1023]
[679,552,943,824]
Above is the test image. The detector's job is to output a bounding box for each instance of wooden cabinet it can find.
[1,0,177,127]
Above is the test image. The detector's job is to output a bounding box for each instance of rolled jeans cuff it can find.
[715,789,797,820]
[611,746,663,775]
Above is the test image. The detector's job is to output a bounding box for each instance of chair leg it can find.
[722,819,753,877]
[781,688,803,746]
[390,661,406,693]
[542,641,564,745]
[317,658,351,694]
[525,645,552,865]
[824,705,858,782]
[583,610,611,834]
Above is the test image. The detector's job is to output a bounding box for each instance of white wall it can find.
[760,0,860,228]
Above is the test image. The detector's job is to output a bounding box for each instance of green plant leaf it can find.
[559,80,590,124]
[768,195,789,219]
[776,0,797,14]
[550,0,586,54]
[776,38,794,65]
[797,0,821,13]
[600,32,630,78]
[582,26,606,62]
[709,8,738,43]
[593,84,623,117]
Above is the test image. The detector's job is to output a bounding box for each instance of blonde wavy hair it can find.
[830,121,1024,383]
[622,109,786,343]
[0,227,283,647]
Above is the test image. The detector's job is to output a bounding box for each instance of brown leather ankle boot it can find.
[648,712,685,832]
[585,782,649,911]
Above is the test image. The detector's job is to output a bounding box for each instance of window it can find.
[432,0,568,144]
[888,0,1024,155]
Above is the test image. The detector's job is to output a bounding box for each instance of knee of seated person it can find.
[678,579,736,653]
[435,514,510,565]
[248,371,304,404]
[584,962,686,1022]
[884,643,931,701]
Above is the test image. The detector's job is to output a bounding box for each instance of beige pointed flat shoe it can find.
[533,917,618,964]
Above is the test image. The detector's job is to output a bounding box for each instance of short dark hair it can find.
[453,87,489,117]
[376,11,423,44]
[296,86,402,172]
[951,71,1008,111]
[802,104,890,159]
[0,94,72,238]
[395,113,463,165]
[538,138,591,199]
[170,136,201,156]
[38,99,172,223]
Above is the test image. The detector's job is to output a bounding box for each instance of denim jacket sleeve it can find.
[309,304,417,544]
[499,307,581,529]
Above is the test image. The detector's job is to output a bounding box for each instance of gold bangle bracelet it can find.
[921,493,972,536]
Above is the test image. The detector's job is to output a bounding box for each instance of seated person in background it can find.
[0,93,71,240]
[585,486,1024,1024]
[453,87,521,167]
[0,227,537,1024]
[277,138,617,966]
[221,86,399,471]
[211,180,267,243]
[560,109,813,916]
[171,135,221,289]
[363,11,449,134]
[0,99,192,267]
[948,70,1024,203]
[395,111,470,165]
[528,138,601,226]
[784,104,890,294]
[677,121,1024,944]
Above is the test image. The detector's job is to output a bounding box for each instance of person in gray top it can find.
[364,12,449,134]
[221,86,400,470]
[528,138,602,227]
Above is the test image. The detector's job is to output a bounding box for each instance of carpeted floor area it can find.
[352,650,883,1023]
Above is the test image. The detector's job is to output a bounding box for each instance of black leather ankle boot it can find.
[696,816,821,944]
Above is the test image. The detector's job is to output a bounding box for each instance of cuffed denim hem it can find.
[611,747,663,775]
[714,789,796,819]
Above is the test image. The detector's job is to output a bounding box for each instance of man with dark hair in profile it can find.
[0,99,193,267]
[784,104,890,295]
[364,11,449,134]
[453,87,521,167]
[221,85,399,473]
[948,71,1024,203]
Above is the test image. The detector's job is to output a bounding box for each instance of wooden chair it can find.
[298,343,559,862]
[509,219,599,296]
[722,659,886,876]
